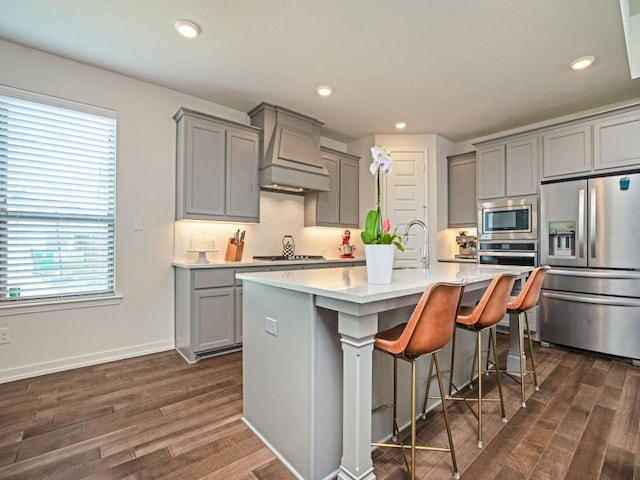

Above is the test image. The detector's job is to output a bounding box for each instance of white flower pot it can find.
[364,244,395,284]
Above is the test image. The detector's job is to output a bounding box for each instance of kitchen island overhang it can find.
[237,264,533,480]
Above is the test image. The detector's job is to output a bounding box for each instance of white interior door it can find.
[384,148,427,267]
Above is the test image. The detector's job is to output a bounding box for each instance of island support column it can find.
[337,311,378,480]
[506,312,525,373]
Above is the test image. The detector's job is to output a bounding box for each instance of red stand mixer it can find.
[339,229,355,258]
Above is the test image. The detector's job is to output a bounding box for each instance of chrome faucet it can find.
[402,219,429,269]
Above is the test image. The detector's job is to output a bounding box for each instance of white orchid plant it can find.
[360,146,404,251]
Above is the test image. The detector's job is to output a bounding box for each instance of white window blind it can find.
[0,90,116,302]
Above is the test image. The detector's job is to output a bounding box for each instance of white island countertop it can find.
[237,263,522,304]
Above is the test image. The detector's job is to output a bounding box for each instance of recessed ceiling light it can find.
[175,20,200,38]
[316,86,333,97]
[395,121,407,129]
[570,56,595,70]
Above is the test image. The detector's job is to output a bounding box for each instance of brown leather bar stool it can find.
[446,271,518,449]
[372,280,467,480]
[505,265,550,408]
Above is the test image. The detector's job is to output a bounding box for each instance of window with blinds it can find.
[0,88,116,302]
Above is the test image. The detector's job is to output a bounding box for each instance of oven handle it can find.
[478,251,537,257]
[542,291,640,307]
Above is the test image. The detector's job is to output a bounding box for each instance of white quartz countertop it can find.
[172,258,364,269]
[237,263,531,304]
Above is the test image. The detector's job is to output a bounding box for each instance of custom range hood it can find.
[248,102,330,193]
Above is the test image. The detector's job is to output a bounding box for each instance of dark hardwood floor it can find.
[0,335,638,480]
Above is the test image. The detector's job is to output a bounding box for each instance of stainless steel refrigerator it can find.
[539,171,640,364]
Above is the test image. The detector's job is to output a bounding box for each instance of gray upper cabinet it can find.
[447,152,476,227]
[175,108,261,222]
[304,147,359,227]
[476,144,505,199]
[593,110,640,171]
[505,134,538,197]
[476,134,538,200]
[541,123,592,179]
[542,107,640,180]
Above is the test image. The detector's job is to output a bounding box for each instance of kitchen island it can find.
[238,264,532,480]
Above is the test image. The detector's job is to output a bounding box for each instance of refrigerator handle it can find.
[542,291,640,308]
[590,186,597,258]
[577,188,585,258]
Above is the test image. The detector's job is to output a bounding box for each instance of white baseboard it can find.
[0,340,175,384]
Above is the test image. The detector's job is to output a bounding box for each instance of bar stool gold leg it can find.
[415,353,460,479]
[434,353,460,480]
[421,351,436,418]
[490,327,507,423]
[476,330,483,448]
[525,311,540,391]
[410,359,417,479]
[518,312,527,407]
[469,335,479,388]
[448,326,458,397]
[392,356,399,441]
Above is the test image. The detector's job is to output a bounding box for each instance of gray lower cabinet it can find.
[305,147,359,227]
[175,262,364,362]
[175,108,261,222]
[175,267,250,363]
[193,287,235,351]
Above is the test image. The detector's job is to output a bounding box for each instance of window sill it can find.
[0,295,123,316]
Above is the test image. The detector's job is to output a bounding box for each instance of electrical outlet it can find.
[0,327,11,345]
[133,216,143,231]
[265,317,278,337]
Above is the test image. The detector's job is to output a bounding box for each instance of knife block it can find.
[224,238,244,262]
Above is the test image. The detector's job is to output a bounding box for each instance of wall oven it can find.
[478,196,537,241]
[478,241,538,267]
[478,240,539,336]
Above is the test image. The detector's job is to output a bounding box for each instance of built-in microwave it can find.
[478,196,538,240]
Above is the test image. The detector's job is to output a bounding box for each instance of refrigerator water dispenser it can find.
[549,221,575,257]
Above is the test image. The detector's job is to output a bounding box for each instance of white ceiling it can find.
[1,0,640,143]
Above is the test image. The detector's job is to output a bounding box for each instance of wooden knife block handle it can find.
[224,238,244,262]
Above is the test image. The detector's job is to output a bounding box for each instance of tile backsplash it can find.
[174,191,363,263]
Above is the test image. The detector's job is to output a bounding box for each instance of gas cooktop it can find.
[253,255,326,261]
